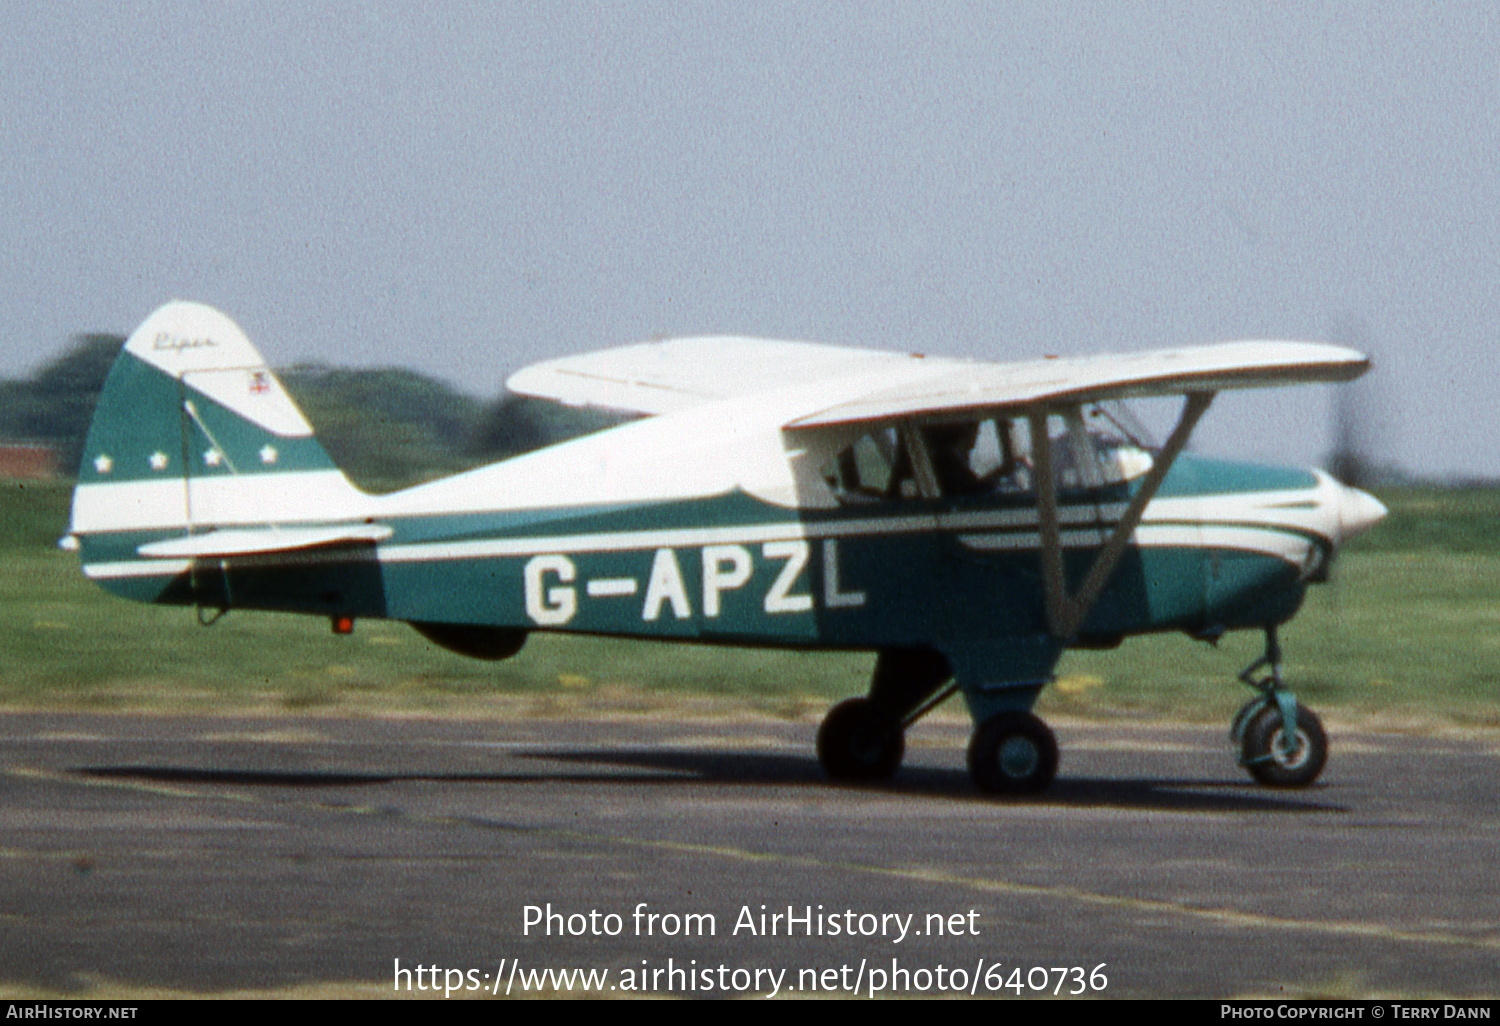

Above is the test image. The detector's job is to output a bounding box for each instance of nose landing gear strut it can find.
[1232,626,1328,787]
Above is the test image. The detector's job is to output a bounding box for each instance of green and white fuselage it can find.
[68,302,1386,792]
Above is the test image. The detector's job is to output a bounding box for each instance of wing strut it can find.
[1029,391,1215,641]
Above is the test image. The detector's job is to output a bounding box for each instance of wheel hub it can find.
[851,727,891,764]
[1270,728,1311,770]
[998,736,1040,778]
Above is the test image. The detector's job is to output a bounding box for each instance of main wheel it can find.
[967,711,1058,796]
[817,698,904,781]
[1240,702,1327,787]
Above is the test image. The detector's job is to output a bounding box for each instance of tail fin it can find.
[70,301,372,564]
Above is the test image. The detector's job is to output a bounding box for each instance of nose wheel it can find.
[1238,701,1327,786]
[1233,627,1328,788]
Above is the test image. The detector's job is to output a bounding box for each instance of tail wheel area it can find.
[967,711,1058,796]
[1240,702,1328,787]
[817,698,905,782]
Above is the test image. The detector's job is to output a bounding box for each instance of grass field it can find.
[3,480,1497,725]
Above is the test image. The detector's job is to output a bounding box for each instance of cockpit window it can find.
[922,419,1034,496]
[819,404,1155,506]
[1038,407,1155,492]
[821,428,921,502]
[1078,403,1156,487]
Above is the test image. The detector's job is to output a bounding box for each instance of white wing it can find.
[788,340,1369,427]
[505,336,946,415]
[508,335,1368,425]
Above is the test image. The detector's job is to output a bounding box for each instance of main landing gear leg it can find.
[1232,626,1328,787]
[817,647,953,783]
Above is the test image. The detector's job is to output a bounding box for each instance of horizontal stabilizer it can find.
[137,524,392,559]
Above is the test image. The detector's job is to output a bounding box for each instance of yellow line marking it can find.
[601,835,1500,952]
[8,765,208,800]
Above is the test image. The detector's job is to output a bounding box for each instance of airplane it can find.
[63,301,1387,796]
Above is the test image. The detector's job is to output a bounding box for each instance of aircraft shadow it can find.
[532,749,1347,814]
[79,749,1344,814]
[75,765,680,787]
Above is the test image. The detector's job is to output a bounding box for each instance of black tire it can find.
[1229,697,1264,745]
[1240,702,1328,787]
[967,712,1059,796]
[817,698,904,782]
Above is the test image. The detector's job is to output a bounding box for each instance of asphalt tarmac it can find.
[1,711,1496,999]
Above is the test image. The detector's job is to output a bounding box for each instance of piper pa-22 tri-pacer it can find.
[67,302,1387,795]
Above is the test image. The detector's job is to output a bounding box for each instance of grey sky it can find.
[3,2,1496,475]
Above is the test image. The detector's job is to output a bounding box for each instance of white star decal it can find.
[259,445,278,465]
[204,449,223,467]
[148,452,169,471]
[93,454,112,474]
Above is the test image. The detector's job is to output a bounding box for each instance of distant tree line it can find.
[0,334,633,491]
[0,334,122,479]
